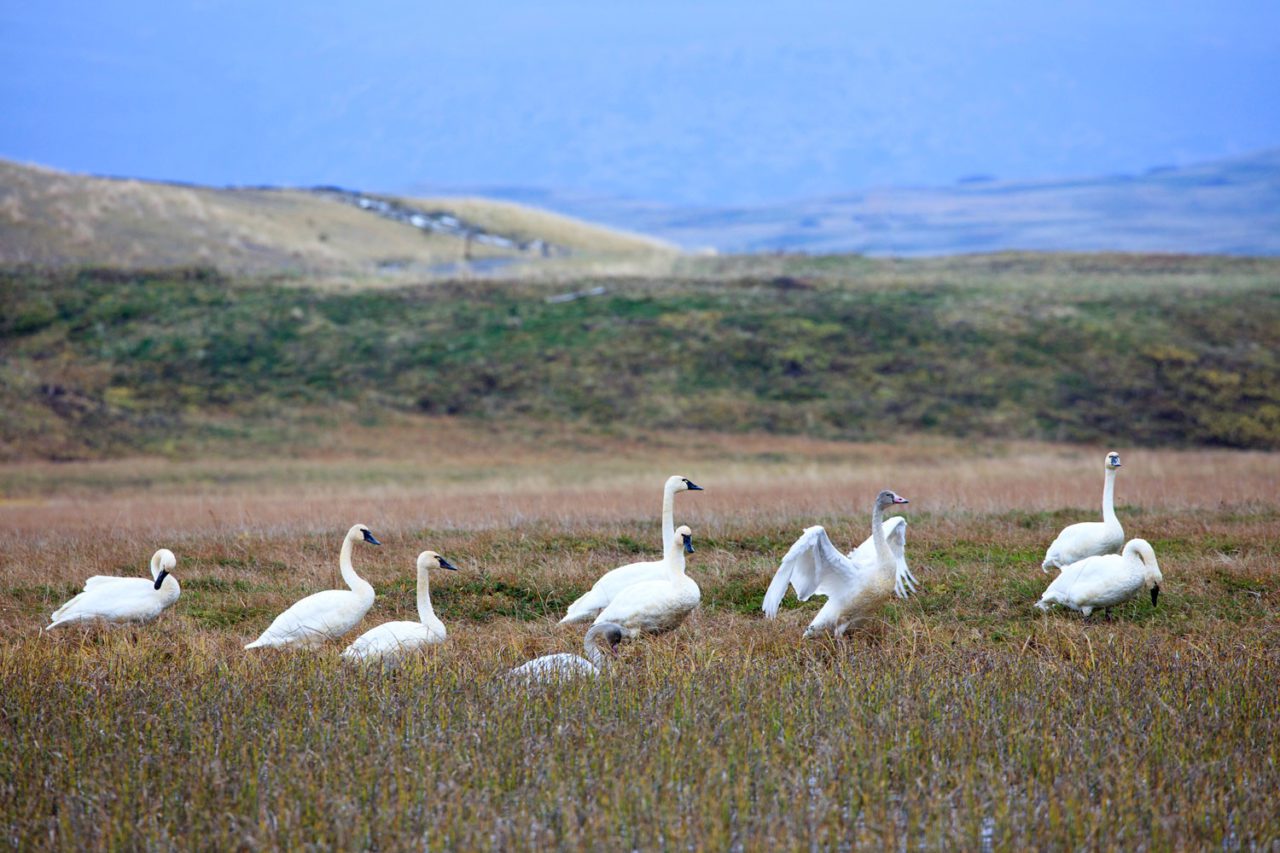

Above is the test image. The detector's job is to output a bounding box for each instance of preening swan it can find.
[592,525,699,637]
[1036,538,1162,618]
[1042,451,1125,573]
[559,475,703,624]
[48,548,180,628]
[505,622,625,684]
[764,490,916,638]
[342,551,457,662]
[245,524,380,649]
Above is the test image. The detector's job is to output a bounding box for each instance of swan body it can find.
[1042,452,1125,573]
[593,526,699,637]
[560,475,703,624]
[506,622,625,683]
[245,524,380,649]
[764,491,915,638]
[48,549,180,628]
[342,551,457,662]
[1036,538,1162,617]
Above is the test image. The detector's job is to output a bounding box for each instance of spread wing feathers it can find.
[763,526,857,618]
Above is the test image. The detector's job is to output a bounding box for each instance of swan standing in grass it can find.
[1042,451,1125,573]
[592,525,699,637]
[559,475,703,624]
[764,490,917,639]
[1036,538,1162,618]
[342,551,457,662]
[245,524,380,649]
[505,622,625,684]
[47,549,180,628]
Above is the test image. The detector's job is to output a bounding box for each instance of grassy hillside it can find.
[2,253,1277,460]
[0,160,670,277]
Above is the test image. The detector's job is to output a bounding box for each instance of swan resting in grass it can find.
[1036,538,1162,618]
[559,474,703,624]
[342,551,457,662]
[245,524,380,649]
[764,490,917,639]
[48,549,180,628]
[506,622,625,684]
[592,525,699,638]
[1042,451,1125,573]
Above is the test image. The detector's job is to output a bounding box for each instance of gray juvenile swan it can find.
[506,622,626,684]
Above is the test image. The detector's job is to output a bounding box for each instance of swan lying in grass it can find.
[560,475,703,624]
[1042,451,1125,573]
[48,549,180,628]
[593,525,699,637]
[506,622,625,684]
[764,490,916,638]
[342,551,457,662]
[245,524,380,649]
[1036,538,1162,618]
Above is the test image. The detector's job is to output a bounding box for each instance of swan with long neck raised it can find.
[1036,538,1162,618]
[342,550,457,662]
[559,475,703,624]
[1042,452,1125,573]
[505,622,625,683]
[245,523,380,649]
[763,490,916,638]
[591,525,699,637]
[47,548,181,628]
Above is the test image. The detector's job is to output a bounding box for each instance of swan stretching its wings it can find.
[342,551,457,662]
[1042,451,1125,573]
[506,622,625,684]
[593,526,699,637]
[560,475,703,624]
[48,549,180,628]
[764,490,917,638]
[245,524,380,649]
[1037,538,1162,618]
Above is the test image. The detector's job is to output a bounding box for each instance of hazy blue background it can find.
[2,0,1278,206]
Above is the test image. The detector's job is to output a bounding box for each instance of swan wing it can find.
[246,589,371,648]
[764,526,856,618]
[882,517,918,599]
[342,620,440,661]
[507,653,596,683]
[560,559,664,624]
[49,578,163,626]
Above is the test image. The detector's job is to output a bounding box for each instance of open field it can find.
[2,433,1277,848]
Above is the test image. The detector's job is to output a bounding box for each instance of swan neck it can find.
[416,566,434,623]
[1102,468,1118,523]
[340,533,373,597]
[585,634,605,670]
[661,482,676,561]
[871,500,891,571]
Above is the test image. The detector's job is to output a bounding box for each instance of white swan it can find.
[1042,451,1124,573]
[342,551,457,662]
[1036,538,1162,618]
[505,622,625,684]
[47,549,180,628]
[764,490,916,638]
[592,525,699,637]
[245,524,380,649]
[559,474,703,624]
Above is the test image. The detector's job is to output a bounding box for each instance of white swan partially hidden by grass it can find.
[245,524,380,649]
[342,550,457,662]
[592,525,699,637]
[1042,451,1124,573]
[48,548,180,628]
[505,622,625,684]
[559,475,703,624]
[763,490,917,638]
[1036,538,1162,618]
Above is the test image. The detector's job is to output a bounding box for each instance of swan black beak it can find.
[438,556,458,571]
[684,479,704,491]
[362,530,381,546]
[153,569,169,591]
[1151,584,1160,607]
[682,534,694,554]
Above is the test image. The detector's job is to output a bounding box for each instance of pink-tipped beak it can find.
[894,495,910,504]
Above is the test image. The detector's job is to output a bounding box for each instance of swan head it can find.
[676,524,694,554]
[1124,538,1162,604]
[667,475,704,493]
[417,550,458,572]
[1104,451,1122,470]
[150,549,177,589]
[875,490,909,509]
[586,621,625,656]
[349,524,381,546]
